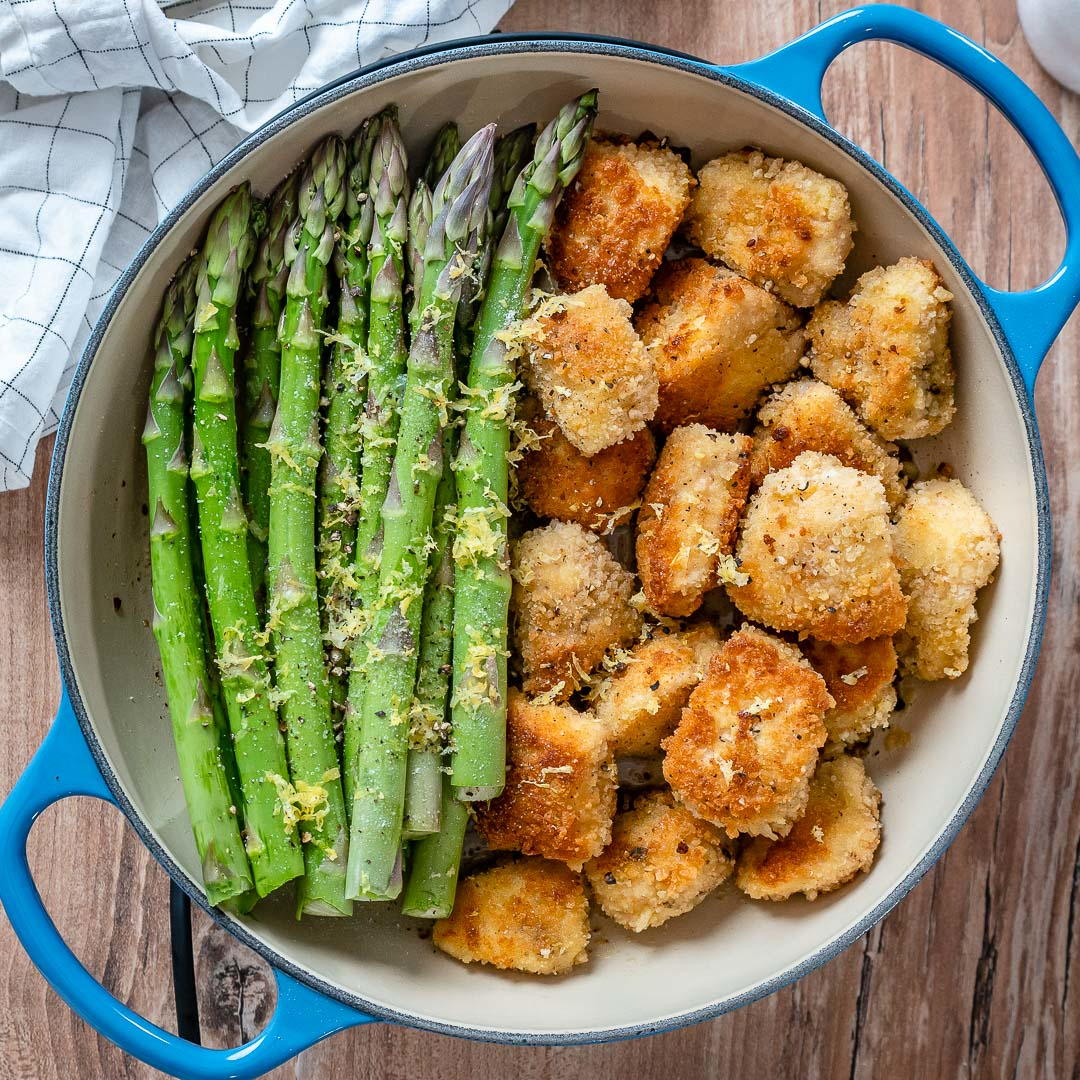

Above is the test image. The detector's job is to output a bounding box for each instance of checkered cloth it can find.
[0,0,511,491]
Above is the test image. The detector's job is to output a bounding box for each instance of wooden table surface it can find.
[1,1,1077,1076]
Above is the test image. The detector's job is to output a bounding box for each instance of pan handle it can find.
[0,692,376,1080]
[729,4,1080,396]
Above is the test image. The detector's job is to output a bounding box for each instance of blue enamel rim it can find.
[14,7,1067,1066]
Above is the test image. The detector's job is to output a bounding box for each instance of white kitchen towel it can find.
[0,0,511,491]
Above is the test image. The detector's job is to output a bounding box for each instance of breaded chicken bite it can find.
[511,522,643,699]
[801,637,897,751]
[546,136,695,303]
[516,407,656,533]
[585,790,733,932]
[592,624,723,757]
[522,285,658,456]
[636,426,753,617]
[636,258,804,432]
[736,755,881,901]
[433,858,590,975]
[750,378,906,511]
[686,148,854,308]
[729,451,908,643]
[662,626,831,838]
[893,478,1001,680]
[808,257,955,440]
[474,690,617,869]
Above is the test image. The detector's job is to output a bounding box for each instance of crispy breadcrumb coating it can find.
[512,522,642,699]
[585,790,733,932]
[801,637,897,752]
[736,755,881,901]
[474,690,617,869]
[750,378,906,511]
[593,624,723,757]
[808,257,955,440]
[728,451,907,643]
[636,258,805,432]
[433,858,591,975]
[546,136,695,303]
[523,285,658,456]
[893,478,1001,680]
[685,148,854,308]
[636,425,753,617]
[662,625,831,838]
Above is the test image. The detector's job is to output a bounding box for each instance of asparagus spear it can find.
[240,173,300,617]
[318,117,378,720]
[346,126,495,901]
[400,781,469,918]
[268,136,352,918]
[189,184,304,896]
[144,256,254,907]
[450,92,598,798]
[422,121,462,190]
[406,179,433,335]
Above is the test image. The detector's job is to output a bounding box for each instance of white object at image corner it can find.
[1018,0,1080,94]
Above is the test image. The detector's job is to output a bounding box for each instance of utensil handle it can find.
[730,3,1080,394]
[0,691,376,1080]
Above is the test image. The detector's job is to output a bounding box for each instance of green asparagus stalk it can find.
[189,184,304,896]
[342,109,411,808]
[240,173,300,617]
[346,126,495,901]
[450,92,598,798]
[144,257,254,907]
[406,179,432,335]
[318,117,379,720]
[267,136,352,918]
[422,121,462,190]
[401,780,469,918]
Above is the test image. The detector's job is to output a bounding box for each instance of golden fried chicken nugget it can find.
[636,258,804,432]
[546,137,695,303]
[511,521,643,699]
[585,790,733,932]
[750,378,906,511]
[522,285,658,455]
[686,148,854,308]
[729,451,908,643]
[736,755,881,901]
[636,425,753,617]
[474,690,617,869]
[893,478,1001,680]
[801,637,897,751]
[808,257,955,440]
[592,624,723,757]
[433,858,591,975]
[662,626,831,838]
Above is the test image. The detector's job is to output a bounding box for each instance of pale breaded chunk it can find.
[750,378,906,512]
[474,690,617,869]
[517,408,656,533]
[585,790,733,932]
[593,624,723,757]
[808,257,955,440]
[893,478,1001,680]
[662,626,831,838]
[736,755,881,901]
[636,426,753,617]
[511,522,643,699]
[636,258,805,432]
[801,637,897,752]
[433,858,590,975]
[686,149,854,308]
[522,285,658,456]
[546,137,695,303]
[729,451,908,643]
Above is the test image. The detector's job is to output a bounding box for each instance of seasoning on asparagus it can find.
[346,125,496,901]
[188,184,304,896]
[450,92,599,799]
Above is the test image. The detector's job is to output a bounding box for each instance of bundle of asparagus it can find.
[145,91,598,919]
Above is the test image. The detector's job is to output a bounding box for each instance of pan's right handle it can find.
[0,691,376,1080]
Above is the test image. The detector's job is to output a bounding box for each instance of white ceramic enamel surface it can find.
[50,45,1043,1040]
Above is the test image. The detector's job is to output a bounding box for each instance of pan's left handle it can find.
[0,691,377,1080]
